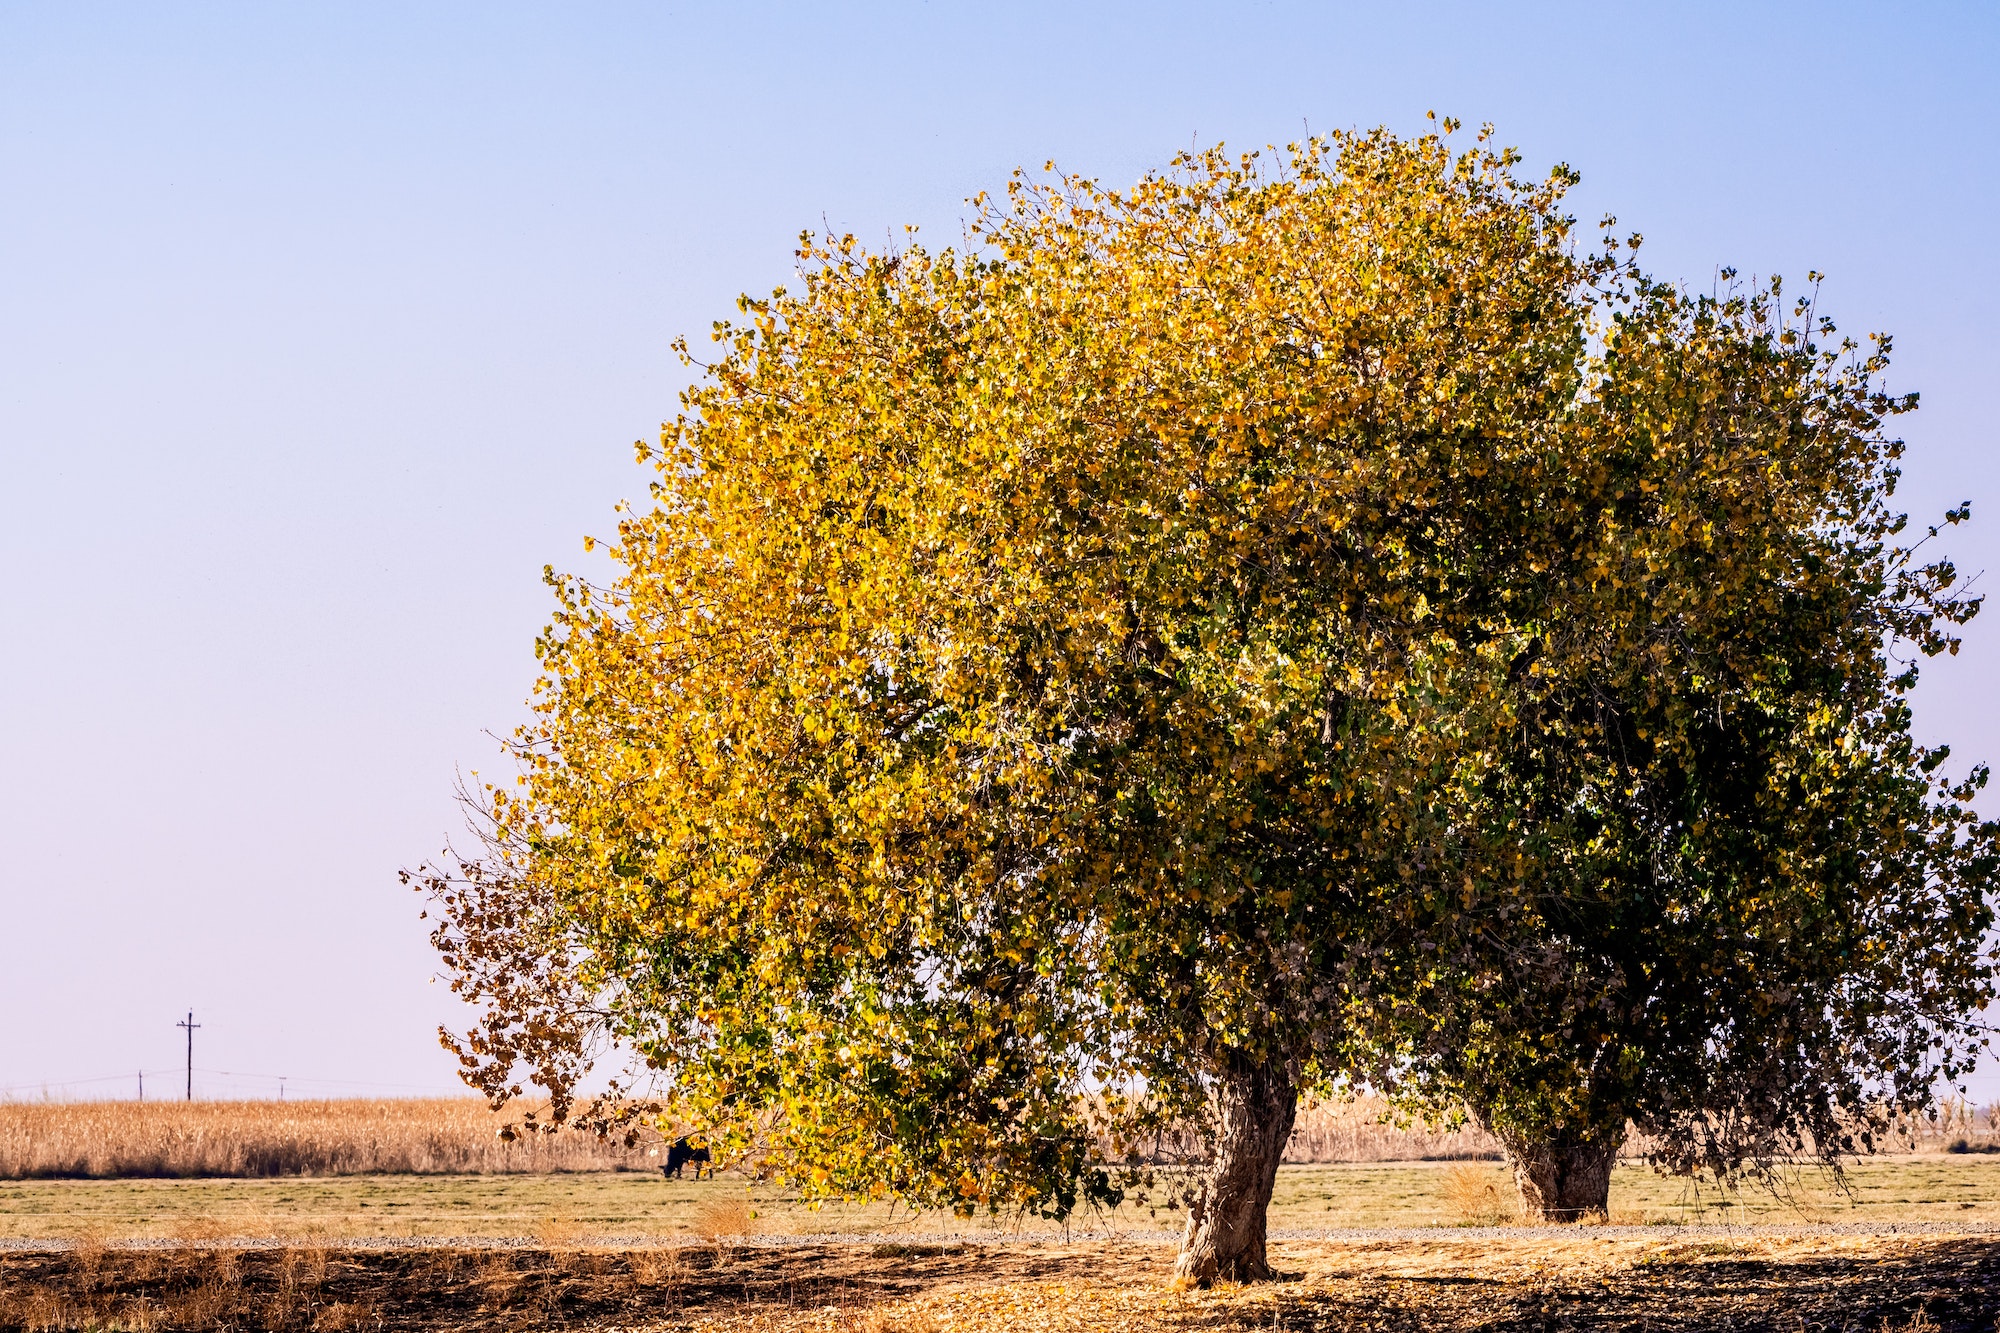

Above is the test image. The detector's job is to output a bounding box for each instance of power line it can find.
[0,1068,469,1098]
[0,1070,178,1089]
[176,1011,200,1102]
[191,1067,462,1091]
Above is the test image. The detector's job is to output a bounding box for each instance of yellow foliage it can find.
[415,121,1994,1233]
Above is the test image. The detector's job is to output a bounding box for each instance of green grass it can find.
[1,1156,1995,1240]
[1271,1156,2000,1228]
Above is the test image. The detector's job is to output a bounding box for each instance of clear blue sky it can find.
[2,2,1995,1102]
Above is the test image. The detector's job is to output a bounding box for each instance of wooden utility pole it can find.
[176,1011,200,1101]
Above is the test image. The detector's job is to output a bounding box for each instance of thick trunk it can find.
[1501,1126,1622,1222]
[1173,1055,1297,1285]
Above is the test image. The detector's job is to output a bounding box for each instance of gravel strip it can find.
[5,1220,1998,1251]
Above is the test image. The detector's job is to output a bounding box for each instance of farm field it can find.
[0,1096,1510,1180]
[0,1100,645,1180]
[7,1103,1998,1327]
[4,1158,2000,1241]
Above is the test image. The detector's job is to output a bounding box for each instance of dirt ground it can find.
[1,1232,1996,1331]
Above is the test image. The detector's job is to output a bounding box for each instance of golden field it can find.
[3,1098,1997,1330]
[0,1096,1505,1181]
[7,1094,1990,1182]
[1282,1097,1501,1162]
[0,1100,643,1180]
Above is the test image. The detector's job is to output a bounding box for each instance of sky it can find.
[1,2,1996,1103]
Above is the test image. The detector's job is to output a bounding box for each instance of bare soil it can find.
[1,1233,1994,1331]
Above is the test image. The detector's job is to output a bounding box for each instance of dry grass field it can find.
[1277,1098,1503,1162]
[0,1096,1504,1181]
[10,1096,1989,1183]
[6,1099,1998,1328]
[4,1158,1999,1241]
[0,1101,646,1179]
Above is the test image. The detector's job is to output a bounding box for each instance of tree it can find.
[412,124,1996,1276]
[1359,272,1998,1220]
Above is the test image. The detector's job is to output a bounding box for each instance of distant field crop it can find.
[1282,1097,1504,1162]
[0,1096,1504,1181]
[0,1099,645,1179]
[4,1095,1989,1182]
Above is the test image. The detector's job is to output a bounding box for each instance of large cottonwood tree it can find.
[413,126,1996,1277]
[1358,274,1998,1221]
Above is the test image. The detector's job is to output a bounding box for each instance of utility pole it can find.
[176,1011,200,1102]
[138,1070,143,1102]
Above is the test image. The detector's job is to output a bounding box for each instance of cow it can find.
[661,1135,712,1180]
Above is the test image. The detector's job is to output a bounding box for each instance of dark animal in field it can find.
[662,1136,712,1179]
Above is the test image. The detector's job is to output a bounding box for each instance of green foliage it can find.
[1369,269,1997,1183]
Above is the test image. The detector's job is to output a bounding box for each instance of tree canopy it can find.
[1358,270,1995,1218]
[413,123,1996,1279]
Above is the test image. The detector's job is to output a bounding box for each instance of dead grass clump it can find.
[411,1249,468,1285]
[693,1196,755,1246]
[0,1285,65,1332]
[170,1214,232,1244]
[630,1245,687,1289]
[284,1240,334,1320]
[120,1297,165,1331]
[173,1276,237,1328]
[1438,1163,1518,1225]
[475,1254,526,1310]
[533,1215,589,1250]
[162,1244,207,1284]
[295,1244,330,1287]
[68,1226,109,1292]
[309,1299,374,1330]
[269,1245,332,1330]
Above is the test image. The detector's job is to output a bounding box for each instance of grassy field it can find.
[4,1157,1998,1241]
[8,1105,1996,1328]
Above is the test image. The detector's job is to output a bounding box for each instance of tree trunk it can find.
[1501,1126,1622,1222]
[1173,1054,1297,1285]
